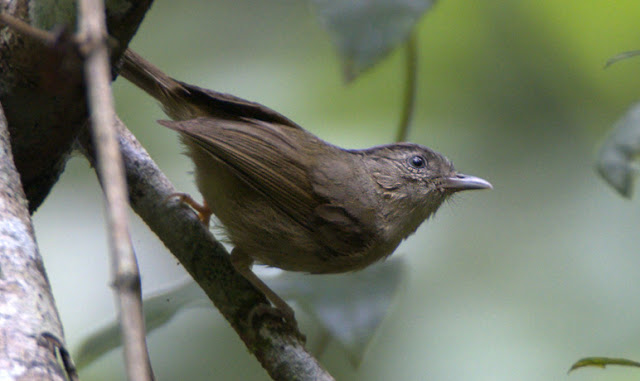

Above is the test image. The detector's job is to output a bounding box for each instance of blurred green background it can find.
[32,0,640,380]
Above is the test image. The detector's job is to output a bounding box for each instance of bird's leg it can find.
[230,248,296,324]
[167,193,212,225]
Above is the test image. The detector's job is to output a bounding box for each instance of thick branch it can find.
[0,101,66,379]
[78,119,334,381]
[0,0,151,212]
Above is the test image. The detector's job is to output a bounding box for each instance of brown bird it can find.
[119,49,492,320]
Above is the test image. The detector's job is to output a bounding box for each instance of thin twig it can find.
[395,31,419,142]
[604,50,640,68]
[76,0,154,380]
[0,12,55,44]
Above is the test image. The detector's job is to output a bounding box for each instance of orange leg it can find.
[167,193,212,225]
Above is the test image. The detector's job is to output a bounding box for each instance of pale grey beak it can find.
[442,174,493,191]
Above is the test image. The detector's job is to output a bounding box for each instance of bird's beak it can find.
[442,174,492,191]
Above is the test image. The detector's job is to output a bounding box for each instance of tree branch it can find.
[0,100,67,379]
[0,0,151,212]
[76,0,154,379]
[78,119,335,381]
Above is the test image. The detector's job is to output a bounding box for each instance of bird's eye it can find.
[409,155,426,168]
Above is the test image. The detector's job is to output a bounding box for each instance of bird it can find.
[119,49,492,320]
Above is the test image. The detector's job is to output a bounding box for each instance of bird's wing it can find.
[159,117,318,231]
[161,117,377,259]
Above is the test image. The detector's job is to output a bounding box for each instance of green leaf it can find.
[270,258,406,366]
[596,102,640,198]
[310,0,436,81]
[74,281,208,369]
[74,259,405,369]
[568,357,640,373]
